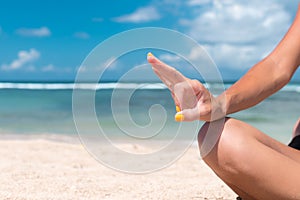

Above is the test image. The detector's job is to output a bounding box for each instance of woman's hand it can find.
[147,52,225,122]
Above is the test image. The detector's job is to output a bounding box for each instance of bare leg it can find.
[224,181,257,200]
[198,118,300,200]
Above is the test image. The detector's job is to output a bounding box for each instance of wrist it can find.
[211,92,228,121]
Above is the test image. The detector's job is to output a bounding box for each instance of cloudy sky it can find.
[0,0,299,82]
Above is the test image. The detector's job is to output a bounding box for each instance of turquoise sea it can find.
[0,82,299,144]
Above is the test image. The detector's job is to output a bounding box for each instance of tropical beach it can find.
[1,0,300,199]
[0,83,299,199]
[0,84,236,199]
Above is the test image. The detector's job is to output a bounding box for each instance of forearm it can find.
[219,56,291,115]
[218,5,300,115]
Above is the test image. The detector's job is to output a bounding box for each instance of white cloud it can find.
[203,44,262,69]
[187,0,211,6]
[41,65,71,73]
[188,46,207,61]
[113,6,161,23]
[26,65,36,72]
[182,1,290,44]
[74,32,90,39]
[16,26,51,37]
[179,0,293,70]
[42,64,55,72]
[78,57,118,72]
[159,54,181,62]
[1,49,40,71]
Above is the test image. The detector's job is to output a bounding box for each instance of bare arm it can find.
[149,5,300,122]
[220,5,300,115]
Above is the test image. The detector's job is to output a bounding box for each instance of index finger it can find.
[147,52,186,89]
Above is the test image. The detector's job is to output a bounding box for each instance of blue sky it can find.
[0,0,299,82]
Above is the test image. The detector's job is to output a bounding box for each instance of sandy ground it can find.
[0,138,236,200]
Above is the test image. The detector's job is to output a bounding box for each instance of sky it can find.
[0,0,299,82]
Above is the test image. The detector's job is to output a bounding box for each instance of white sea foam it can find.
[0,82,168,90]
[280,84,300,93]
[0,82,299,92]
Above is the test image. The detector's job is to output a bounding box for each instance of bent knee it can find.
[198,118,255,175]
[198,118,234,155]
[197,118,228,160]
[197,118,229,147]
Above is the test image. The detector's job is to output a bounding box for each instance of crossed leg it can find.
[198,118,300,200]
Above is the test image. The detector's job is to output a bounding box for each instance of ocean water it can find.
[0,82,299,144]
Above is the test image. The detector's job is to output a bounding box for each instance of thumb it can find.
[174,107,200,122]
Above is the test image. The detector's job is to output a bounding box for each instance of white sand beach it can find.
[0,138,236,200]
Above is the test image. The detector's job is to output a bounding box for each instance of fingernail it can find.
[176,106,181,112]
[175,114,184,122]
[147,52,153,57]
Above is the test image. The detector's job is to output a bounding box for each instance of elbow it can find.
[267,55,295,90]
[273,63,293,90]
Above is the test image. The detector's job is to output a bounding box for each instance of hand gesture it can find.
[147,53,224,122]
